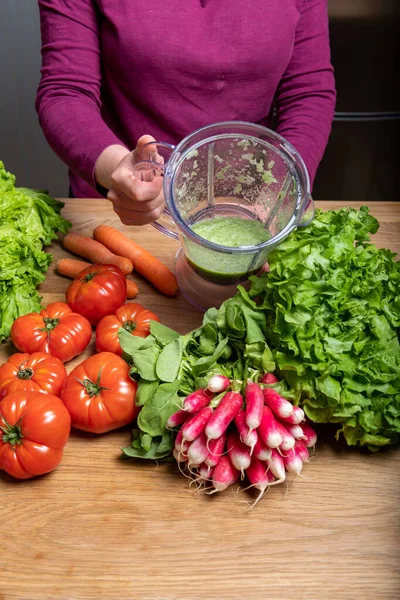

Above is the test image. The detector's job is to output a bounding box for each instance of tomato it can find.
[95,302,160,356]
[10,301,92,363]
[65,263,127,326]
[0,391,71,479]
[0,352,67,400]
[60,352,138,433]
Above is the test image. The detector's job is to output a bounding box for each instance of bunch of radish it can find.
[167,372,317,505]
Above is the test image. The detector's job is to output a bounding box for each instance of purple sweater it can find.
[36,0,336,198]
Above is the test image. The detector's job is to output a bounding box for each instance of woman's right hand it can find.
[95,135,165,226]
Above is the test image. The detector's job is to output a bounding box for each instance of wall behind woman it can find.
[0,0,68,196]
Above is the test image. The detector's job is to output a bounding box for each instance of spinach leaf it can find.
[135,379,159,407]
[156,337,183,382]
[137,380,181,436]
[150,320,180,345]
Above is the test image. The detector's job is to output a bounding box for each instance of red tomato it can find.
[60,352,138,434]
[65,264,127,326]
[0,352,67,400]
[0,391,71,479]
[10,301,92,363]
[95,302,160,356]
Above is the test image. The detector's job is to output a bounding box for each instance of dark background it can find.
[0,0,399,200]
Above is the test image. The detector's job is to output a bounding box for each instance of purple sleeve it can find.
[36,0,125,190]
[274,0,336,189]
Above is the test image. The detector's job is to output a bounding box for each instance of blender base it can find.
[175,248,249,312]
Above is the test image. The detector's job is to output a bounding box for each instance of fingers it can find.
[108,189,165,226]
[110,168,163,201]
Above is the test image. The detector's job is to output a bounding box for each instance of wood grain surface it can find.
[0,199,399,600]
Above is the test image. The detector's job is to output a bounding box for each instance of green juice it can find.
[186,216,270,284]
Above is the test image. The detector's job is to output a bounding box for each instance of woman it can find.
[36,0,336,226]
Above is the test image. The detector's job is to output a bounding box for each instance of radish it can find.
[180,406,213,442]
[205,391,243,440]
[173,448,187,464]
[258,406,283,448]
[262,387,294,419]
[167,409,190,429]
[266,448,286,482]
[211,455,240,493]
[280,405,305,425]
[245,381,264,432]
[198,463,214,481]
[282,422,306,440]
[294,439,310,462]
[301,422,318,448]
[253,438,272,461]
[245,456,275,504]
[187,432,209,467]
[275,421,296,451]
[227,429,251,477]
[205,433,227,468]
[234,409,258,452]
[183,388,212,413]
[207,374,230,394]
[174,428,189,454]
[259,372,279,384]
[283,448,303,476]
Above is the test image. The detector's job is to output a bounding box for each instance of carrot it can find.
[56,258,91,278]
[93,224,179,297]
[63,232,134,276]
[56,258,139,298]
[125,279,139,299]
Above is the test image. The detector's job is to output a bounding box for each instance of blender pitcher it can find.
[131,121,314,311]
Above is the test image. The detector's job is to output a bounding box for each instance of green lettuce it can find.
[0,161,71,341]
[239,206,400,450]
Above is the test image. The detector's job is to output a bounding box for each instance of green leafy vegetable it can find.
[0,161,71,341]
[240,206,400,450]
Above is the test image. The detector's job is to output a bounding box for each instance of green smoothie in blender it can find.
[186,216,270,284]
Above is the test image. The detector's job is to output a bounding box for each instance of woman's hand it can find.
[94,136,164,226]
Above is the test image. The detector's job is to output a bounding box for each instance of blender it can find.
[131,121,314,311]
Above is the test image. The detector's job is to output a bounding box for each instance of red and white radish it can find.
[205,433,227,468]
[282,422,306,440]
[282,447,303,476]
[174,428,189,455]
[262,387,294,419]
[167,409,190,429]
[258,406,283,448]
[245,381,264,432]
[253,438,272,461]
[280,405,305,425]
[266,448,286,482]
[198,463,214,481]
[183,388,212,413]
[227,429,251,477]
[259,372,279,384]
[187,432,209,467]
[276,421,296,451]
[234,409,258,452]
[294,439,310,462]
[211,455,240,493]
[245,456,275,505]
[205,391,243,440]
[206,374,230,394]
[301,422,318,448]
[180,406,213,442]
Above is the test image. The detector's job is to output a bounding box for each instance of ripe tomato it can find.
[0,352,67,400]
[95,302,160,356]
[0,391,71,479]
[61,352,138,434]
[10,301,92,363]
[65,263,127,326]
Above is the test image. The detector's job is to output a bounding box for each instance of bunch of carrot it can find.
[56,225,179,298]
[167,373,317,505]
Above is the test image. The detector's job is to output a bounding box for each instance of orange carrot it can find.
[56,258,139,298]
[63,232,134,276]
[56,258,91,278]
[93,225,179,297]
[126,279,139,299]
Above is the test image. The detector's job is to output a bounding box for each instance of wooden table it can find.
[1,199,399,600]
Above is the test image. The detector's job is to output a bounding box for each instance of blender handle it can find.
[131,141,179,240]
[298,195,315,227]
